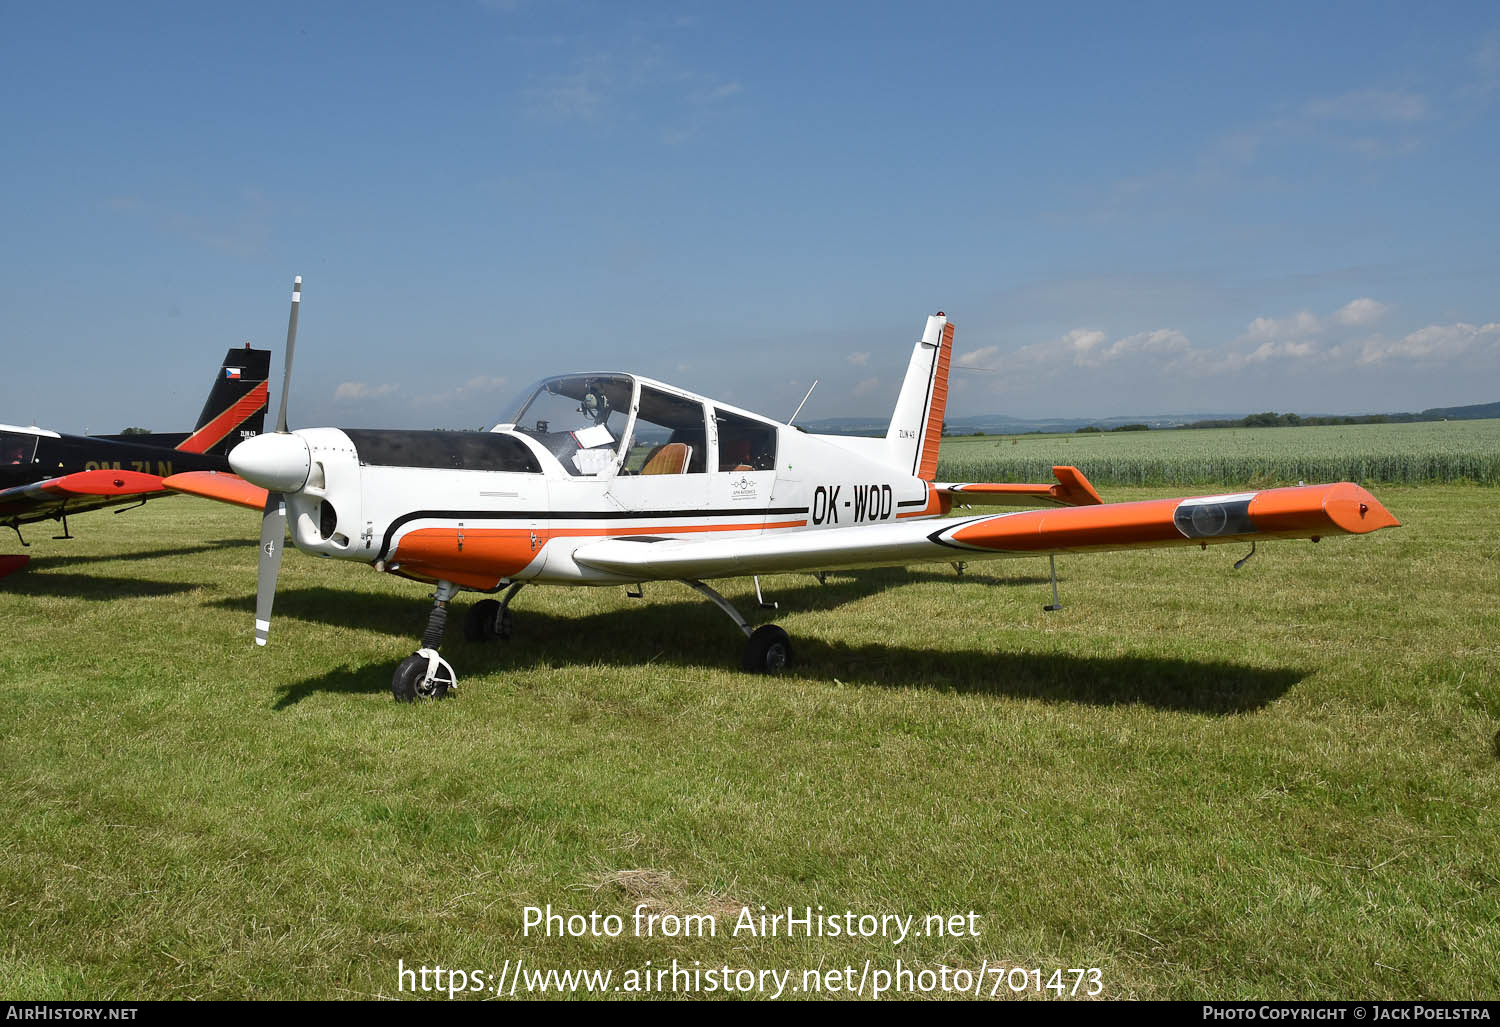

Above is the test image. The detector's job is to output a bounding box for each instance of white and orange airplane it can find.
[173,279,1400,701]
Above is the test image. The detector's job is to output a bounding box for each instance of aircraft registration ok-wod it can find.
[194,278,1400,701]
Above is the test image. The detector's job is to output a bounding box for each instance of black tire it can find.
[742,624,793,674]
[465,599,501,642]
[391,653,452,702]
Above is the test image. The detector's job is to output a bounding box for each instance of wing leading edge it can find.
[572,482,1399,580]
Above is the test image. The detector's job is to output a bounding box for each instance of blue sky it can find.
[2,1,1497,432]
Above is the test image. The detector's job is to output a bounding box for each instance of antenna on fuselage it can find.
[788,379,819,424]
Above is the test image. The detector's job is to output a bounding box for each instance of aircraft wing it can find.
[571,482,1399,580]
[0,469,170,527]
[162,470,269,511]
[0,468,268,533]
[935,465,1104,508]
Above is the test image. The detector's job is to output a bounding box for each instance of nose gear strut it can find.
[392,580,460,701]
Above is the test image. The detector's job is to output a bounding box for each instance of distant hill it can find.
[796,400,1498,436]
[1420,400,1500,420]
[796,412,1238,436]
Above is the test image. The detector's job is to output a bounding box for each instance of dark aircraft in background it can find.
[0,345,271,576]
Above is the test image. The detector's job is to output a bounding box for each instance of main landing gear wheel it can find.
[464,599,513,642]
[742,624,793,674]
[392,650,455,702]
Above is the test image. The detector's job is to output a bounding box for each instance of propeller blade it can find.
[274,275,301,434]
[255,492,286,646]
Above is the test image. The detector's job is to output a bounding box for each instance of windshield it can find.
[505,374,636,476]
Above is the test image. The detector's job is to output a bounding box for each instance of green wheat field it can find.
[1,431,1497,999]
[937,418,1500,486]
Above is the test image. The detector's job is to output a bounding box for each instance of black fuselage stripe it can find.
[925,516,997,552]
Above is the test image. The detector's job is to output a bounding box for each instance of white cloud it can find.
[1064,328,1107,355]
[1245,311,1321,342]
[1086,328,1190,366]
[698,81,744,102]
[946,299,1498,408]
[846,351,870,366]
[956,344,1000,368]
[1355,322,1500,365]
[852,376,881,398]
[334,382,399,402]
[525,72,607,120]
[1303,89,1429,123]
[1333,298,1389,326]
[1245,340,1317,365]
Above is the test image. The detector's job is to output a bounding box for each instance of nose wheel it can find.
[392,649,456,702]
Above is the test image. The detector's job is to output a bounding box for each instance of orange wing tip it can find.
[162,471,269,511]
[1248,482,1399,535]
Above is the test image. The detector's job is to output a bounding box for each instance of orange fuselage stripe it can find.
[389,517,812,587]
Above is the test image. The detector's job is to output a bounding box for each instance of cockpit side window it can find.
[714,410,777,471]
[624,387,708,474]
[0,431,38,466]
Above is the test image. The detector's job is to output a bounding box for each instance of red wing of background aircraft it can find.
[0,345,271,575]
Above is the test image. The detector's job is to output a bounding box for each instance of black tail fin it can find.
[175,346,273,456]
[91,346,273,454]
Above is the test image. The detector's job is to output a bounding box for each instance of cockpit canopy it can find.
[496,374,778,478]
[0,430,39,466]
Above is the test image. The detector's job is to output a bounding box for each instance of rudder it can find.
[884,313,953,480]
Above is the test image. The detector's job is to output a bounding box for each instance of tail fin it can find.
[885,313,953,481]
[175,346,272,456]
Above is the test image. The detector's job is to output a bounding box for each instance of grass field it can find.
[1,486,1497,1000]
[937,418,1500,487]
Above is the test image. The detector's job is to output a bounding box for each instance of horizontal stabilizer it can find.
[937,465,1104,508]
[162,471,269,511]
[0,555,30,579]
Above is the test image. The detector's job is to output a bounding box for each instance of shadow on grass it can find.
[3,573,201,600]
[273,664,393,710]
[257,574,1304,715]
[18,539,248,570]
[214,566,1051,628]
